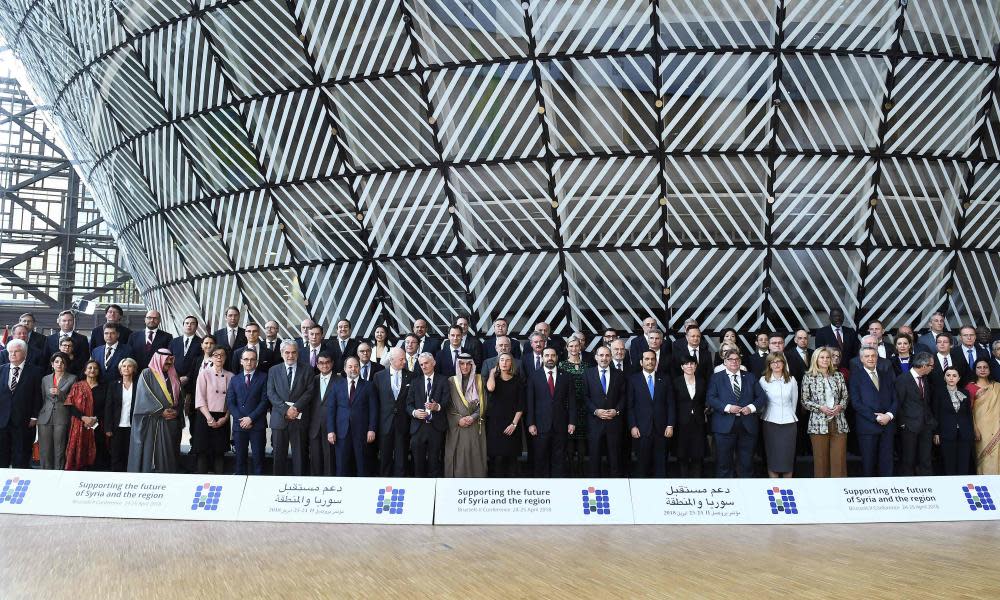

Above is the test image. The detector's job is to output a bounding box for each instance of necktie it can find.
[287,366,293,385]
[732,373,741,398]
[245,374,251,387]
[268,341,274,352]
[229,329,235,348]
[917,376,925,398]
[869,370,879,391]
[407,355,414,370]
[362,364,369,380]
[349,379,355,405]
[692,349,698,362]
[943,355,950,369]
[425,378,433,422]
[10,366,19,390]
[968,349,975,370]
[835,328,843,347]
[146,331,153,352]
[600,369,607,394]
[310,349,317,368]
[340,340,346,353]
[615,361,622,371]
[105,346,112,366]
[547,371,555,396]
[392,371,400,398]
[647,374,654,398]
[535,355,541,370]
[184,337,190,355]
[454,349,460,368]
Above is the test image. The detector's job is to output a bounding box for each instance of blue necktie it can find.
[647,375,654,398]
[968,349,975,371]
[600,369,607,394]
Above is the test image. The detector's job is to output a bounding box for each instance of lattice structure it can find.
[0,1,998,340]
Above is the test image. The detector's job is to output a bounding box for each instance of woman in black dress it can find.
[671,355,706,477]
[485,352,524,477]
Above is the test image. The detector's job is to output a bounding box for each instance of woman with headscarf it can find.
[127,348,183,473]
[444,353,488,477]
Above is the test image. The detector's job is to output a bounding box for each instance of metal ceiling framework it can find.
[0,0,998,340]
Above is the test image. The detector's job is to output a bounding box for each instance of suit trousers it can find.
[334,431,367,477]
[411,426,444,477]
[858,429,894,477]
[233,429,265,475]
[633,433,666,478]
[308,432,335,477]
[714,424,757,478]
[378,425,408,477]
[941,438,972,476]
[108,426,131,472]
[272,419,307,476]
[532,431,567,478]
[587,423,622,478]
[898,428,933,476]
[36,422,68,470]
[1,424,32,469]
[810,420,847,478]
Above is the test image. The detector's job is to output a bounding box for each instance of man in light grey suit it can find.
[308,352,336,476]
[268,340,316,476]
[372,347,412,476]
[482,336,520,376]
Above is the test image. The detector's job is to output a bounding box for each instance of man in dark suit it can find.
[815,307,859,359]
[268,341,316,476]
[895,353,936,476]
[482,336,519,375]
[327,357,376,477]
[930,333,969,390]
[866,320,895,359]
[262,320,282,357]
[0,339,43,468]
[212,305,245,353]
[521,332,546,378]
[916,311,949,355]
[230,322,275,374]
[168,315,202,422]
[227,349,269,475]
[584,346,626,477]
[786,329,812,383]
[850,347,898,477]
[523,321,565,359]
[18,313,46,355]
[409,319,442,356]
[644,330,671,376]
[294,318,316,354]
[308,352,337,476]
[299,324,330,372]
[628,316,658,369]
[372,347,412,477]
[957,325,988,382]
[0,325,45,370]
[707,349,766,478]
[671,326,713,381]
[436,325,465,378]
[483,316,521,361]
[526,348,575,477]
[407,352,449,477]
[330,319,360,374]
[92,324,133,381]
[454,315,483,365]
[89,304,133,351]
[975,325,994,358]
[45,310,90,371]
[669,320,709,362]
[609,339,634,376]
[355,342,384,382]
[848,336,892,375]
[128,310,172,370]
[627,350,674,478]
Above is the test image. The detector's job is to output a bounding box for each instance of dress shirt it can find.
[319,373,331,398]
[760,377,797,424]
[119,384,134,428]
[723,369,755,414]
[7,362,23,388]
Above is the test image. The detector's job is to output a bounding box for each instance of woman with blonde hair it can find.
[760,352,798,478]
[800,347,849,477]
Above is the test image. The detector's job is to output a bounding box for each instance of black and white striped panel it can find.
[875,158,967,246]
[381,256,467,335]
[159,281,206,331]
[245,89,342,184]
[134,125,201,209]
[239,269,309,335]
[768,248,864,332]
[295,0,415,81]
[657,0,776,49]
[530,0,652,55]
[963,164,1000,250]
[300,263,384,335]
[193,274,242,332]
[468,252,566,335]
[52,0,126,63]
[859,249,953,328]
[783,0,898,52]
[667,247,766,332]
[58,75,124,162]
[212,189,293,270]
[949,251,1000,329]
[174,107,265,195]
[564,249,662,334]
[90,46,171,137]
[162,203,232,278]
[102,145,159,223]
[900,0,1000,60]
[132,215,189,286]
[405,0,528,65]
[115,0,194,36]
[270,179,367,262]
[359,169,457,257]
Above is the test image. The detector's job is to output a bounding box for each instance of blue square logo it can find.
[766,487,798,515]
[191,483,222,511]
[376,485,405,515]
[581,486,611,515]
[0,477,29,505]
[964,483,995,511]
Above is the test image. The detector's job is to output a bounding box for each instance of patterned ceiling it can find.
[1,0,999,338]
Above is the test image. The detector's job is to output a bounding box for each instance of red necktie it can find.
[917,376,924,398]
[547,371,555,396]
[146,331,153,353]
[835,328,843,348]
[349,379,356,405]
[245,374,251,387]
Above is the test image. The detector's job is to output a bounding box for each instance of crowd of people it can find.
[1,304,998,480]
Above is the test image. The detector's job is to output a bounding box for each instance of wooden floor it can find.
[0,514,995,599]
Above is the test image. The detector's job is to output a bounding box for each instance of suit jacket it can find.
[956,345,989,376]
[230,343,277,374]
[930,350,970,390]
[45,332,89,367]
[104,379,137,429]
[933,385,974,441]
[916,331,956,355]
[326,377,376,439]
[266,363,316,429]
[91,344,134,381]
[406,373,450,434]
[894,371,936,433]
[815,324,860,358]
[583,365,626,435]
[629,336,649,369]
[525,368,575,434]
[371,367,412,436]
[626,371,674,436]
[90,323,133,352]
[786,347,812,382]
[670,337,710,361]
[330,337,360,373]
[706,370,766,434]
[0,363,43,428]
[39,372,76,425]
[482,356,520,377]
[521,351,546,379]
[435,345,465,377]
[670,345,714,381]
[522,336,566,359]
[848,355,891,377]
[226,370,269,431]
[482,336,522,360]
[27,330,46,353]
[298,342,332,371]
[672,375,707,431]
[213,327,247,353]
[0,347,45,371]
[356,361,384,382]
[309,374,337,439]
[849,366,898,435]
[748,350,769,378]
[128,329,173,370]
[416,335,442,356]
[168,335,203,393]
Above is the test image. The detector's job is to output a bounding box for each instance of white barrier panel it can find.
[237,477,436,524]
[434,478,634,525]
[55,472,247,520]
[631,476,1000,524]
[0,469,65,516]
